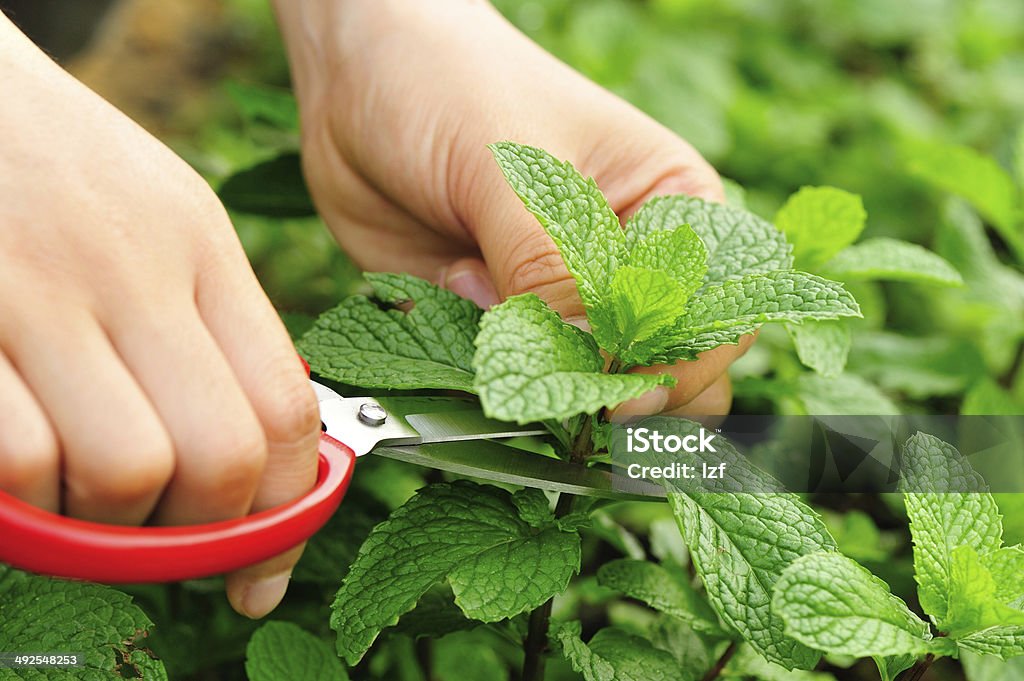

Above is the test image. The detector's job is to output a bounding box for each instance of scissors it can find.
[0,364,662,584]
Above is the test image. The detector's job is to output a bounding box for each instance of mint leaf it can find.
[774,186,866,270]
[873,654,918,681]
[963,380,1024,416]
[596,559,725,635]
[626,196,793,285]
[725,644,837,681]
[793,374,901,415]
[962,650,1024,681]
[649,616,720,681]
[594,266,690,354]
[788,321,851,378]
[822,238,963,286]
[944,546,1024,639]
[907,141,1022,258]
[899,433,1003,623]
[628,225,709,297]
[773,553,934,657]
[555,621,682,681]
[984,546,1024,604]
[668,490,835,669]
[957,628,1024,660]
[218,153,316,217]
[331,481,580,664]
[0,565,165,679]
[298,273,480,391]
[489,142,626,310]
[246,621,348,681]
[472,294,672,423]
[626,271,860,366]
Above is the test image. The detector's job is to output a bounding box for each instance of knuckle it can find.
[0,427,59,495]
[501,232,582,316]
[75,440,175,506]
[195,427,269,496]
[262,375,321,447]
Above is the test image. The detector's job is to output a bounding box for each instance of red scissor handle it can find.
[0,358,355,583]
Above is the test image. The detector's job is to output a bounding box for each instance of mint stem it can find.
[903,653,936,681]
[521,422,592,681]
[700,641,738,681]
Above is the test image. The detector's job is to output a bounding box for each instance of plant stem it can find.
[521,596,555,681]
[903,654,936,681]
[520,492,577,681]
[700,641,738,681]
[522,420,593,681]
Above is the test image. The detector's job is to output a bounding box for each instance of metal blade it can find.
[372,440,666,501]
[314,381,546,456]
[405,411,548,444]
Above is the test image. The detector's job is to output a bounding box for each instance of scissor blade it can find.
[372,440,666,501]
[405,411,548,443]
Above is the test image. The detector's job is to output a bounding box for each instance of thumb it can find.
[457,144,587,322]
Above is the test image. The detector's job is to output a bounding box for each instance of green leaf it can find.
[596,559,724,635]
[0,565,165,679]
[626,271,860,366]
[822,238,963,286]
[628,225,709,297]
[907,141,1023,259]
[246,621,349,681]
[963,380,1024,416]
[649,617,719,681]
[725,644,838,681]
[489,142,626,310]
[957,627,1024,659]
[594,266,690,354]
[774,186,867,270]
[773,552,934,657]
[668,490,836,669]
[962,650,1024,681]
[218,153,316,217]
[944,546,1024,639]
[899,433,1003,623]
[472,294,672,423]
[330,481,580,664]
[225,81,299,132]
[788,321,851,378]
[793,373,901,415]
[985,546,1024,604]
[298,273,481,391]
[626,196,793,285]
[555,621,682,681]
[873,654,918,681]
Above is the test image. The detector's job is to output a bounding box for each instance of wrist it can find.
[270,0,502,108]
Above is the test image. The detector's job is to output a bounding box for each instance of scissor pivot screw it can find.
[358,402,388,426]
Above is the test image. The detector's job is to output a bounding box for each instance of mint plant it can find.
[294,142,863,678]
[773,433,1024,680]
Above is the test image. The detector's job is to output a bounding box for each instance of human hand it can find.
[0,18,319,617]
[274,0,752,418]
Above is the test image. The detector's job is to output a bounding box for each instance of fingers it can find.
[0,352,59,511]
[102,299,268,527]
[195,246,321,618]
[610,334,755,421]
[0,308,174,525]
[440,257,500,309]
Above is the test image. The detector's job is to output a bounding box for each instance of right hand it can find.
[0,17,320,618]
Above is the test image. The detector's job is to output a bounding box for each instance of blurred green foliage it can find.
[144,2,1023,678]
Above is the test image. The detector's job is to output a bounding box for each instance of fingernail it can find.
[446,270,500,309]
[566,316,591,332]
[609,386,669,423]
[240,572,291,619]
